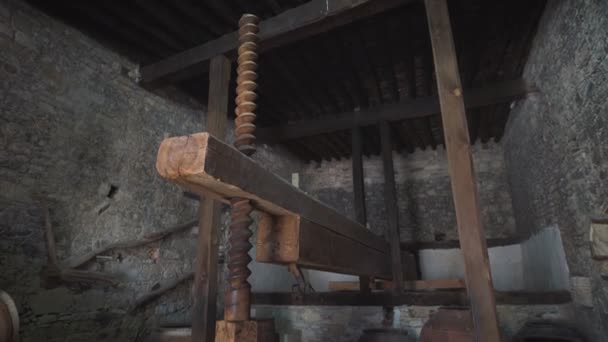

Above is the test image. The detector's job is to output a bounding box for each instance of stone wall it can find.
[300,142,516,242]
[0,0,301,341]
[502,0,608,340]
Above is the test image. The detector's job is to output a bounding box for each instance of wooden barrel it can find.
[0,291,18,342]
[420,307,474,342]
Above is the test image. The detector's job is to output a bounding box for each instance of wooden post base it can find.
[215,319,277,342]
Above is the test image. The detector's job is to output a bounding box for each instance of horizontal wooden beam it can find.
[156,133,392,268]
[139,0,415,85]
[257,213,416,278]
[328,278,465,291]
[251,290,572,306]
[257,79,534,143]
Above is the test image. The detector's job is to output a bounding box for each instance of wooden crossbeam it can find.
[156,133,414,278]
[425,0,501,340]
[139,0,416,85]
[328,278,465,291]
[257,79,533,142]
[251,290,573,307]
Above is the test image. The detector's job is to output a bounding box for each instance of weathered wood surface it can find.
[139,0,416,85]
[425,0,501,340]
[156,132,387,253]
[257,213,397,278]
[155,133,418,279]
[257,79,533,143]
[328,278,465,291]
[192,55,232,342]
[379,121,404,290]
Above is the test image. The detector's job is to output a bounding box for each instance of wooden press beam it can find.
[257,79,533,142]
[425,0,501,340]
[139,0,416,85]
[156,133,415,278]
[257,214,395,278]
[192,56,231,342]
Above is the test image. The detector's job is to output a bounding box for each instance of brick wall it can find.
[300,142,516,243]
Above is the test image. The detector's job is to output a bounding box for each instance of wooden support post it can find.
[424,0,502,340]
[192,55,231,342]
[379,121,404,292]
[351,127,370,294]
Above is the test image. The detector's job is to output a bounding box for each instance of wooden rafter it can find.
[138,0,417,85]
[257,79,533,143]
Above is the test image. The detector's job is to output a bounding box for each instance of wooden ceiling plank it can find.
[257,79,533,142]
[134,0,213,44]
[171,1,233,36]
[61,2,168,58]
[139,0,416,85]
[97,2,184,52]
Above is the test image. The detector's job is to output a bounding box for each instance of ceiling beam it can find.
[138,0,416,85]
[257,79,534,143]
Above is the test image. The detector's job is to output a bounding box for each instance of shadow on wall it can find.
[418,226,569,291]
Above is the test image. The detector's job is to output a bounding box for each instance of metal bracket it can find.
[288,264,314,298]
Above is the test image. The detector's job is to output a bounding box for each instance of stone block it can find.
[570,276,593,307]
[590,220,608,259]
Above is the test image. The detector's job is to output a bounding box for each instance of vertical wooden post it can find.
[351,126,370,294]
[379,121,404,291]
[192,55,232,342]
[424,0,501,340]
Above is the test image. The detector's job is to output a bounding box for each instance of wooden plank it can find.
[379,121,404,291]
[139,0,416,85]
[328,278,465,291]
[192,56,231,342]
[351,127,371,293]
[257,79,533,143]
[155,133,388,253]
[425,0,501,340]
[256,213,393,278]
[251,290,572,307]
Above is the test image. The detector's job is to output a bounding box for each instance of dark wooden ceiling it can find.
[28,0,547,162]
